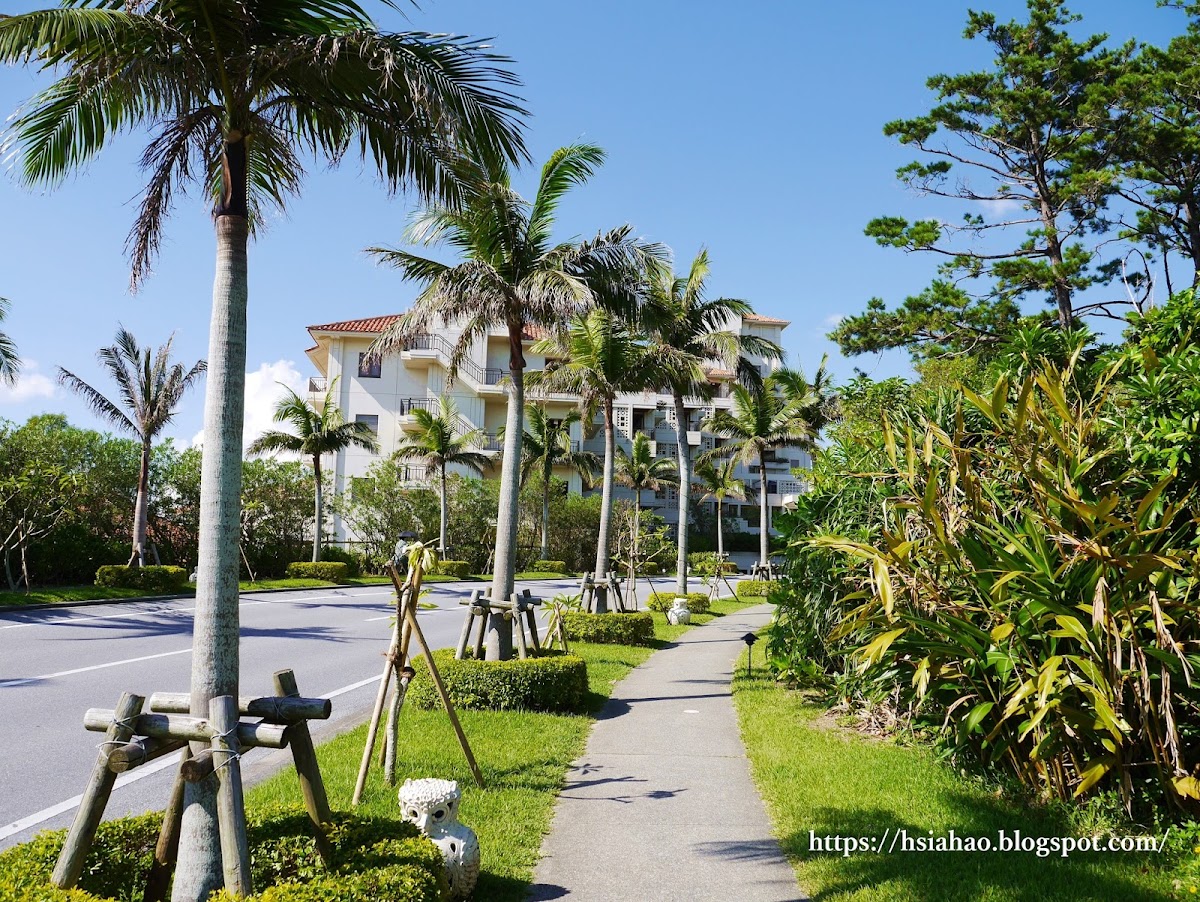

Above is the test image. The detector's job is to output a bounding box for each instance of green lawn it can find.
[732,666,1182,902]
[247,597,755,902]
[0,584,155,607]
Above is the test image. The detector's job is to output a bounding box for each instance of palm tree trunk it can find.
[758,455,769,569]
[173,211,249,902]
[129,438,152,567]
[540,469,550,560]
[311,456,322,563]
[716,496,724,561]
[487,326,524,660]
[593,397,615,614]
[673,394,691,595]
[439,466,449,558]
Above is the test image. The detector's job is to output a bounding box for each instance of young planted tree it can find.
[369,144,649,659]
[833,0,1135,360]
[704,367,831,569]
[58,328,205,567]
[692,458,745,562]
[529,310,658,611]
[0,297,18,385]
[0,4,525,894]
[393,396,490,558]
[642,249,780,594]
[511,405,599,561]
[615,432,677,585]
[247,379,378,563]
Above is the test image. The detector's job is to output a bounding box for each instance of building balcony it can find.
[308,376,327,394]
[396,398,438,431]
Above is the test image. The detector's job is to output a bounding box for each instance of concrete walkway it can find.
[528,605,804,902]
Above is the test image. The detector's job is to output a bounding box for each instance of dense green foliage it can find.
[432,560,472,579]
[645,591,710,614]
[529,560,567,573]
[562,611,654,646]
[0,807,444,902]
[94,564,188,593]
[408,648,589,713]
[285,562,349,582]
[772,295,1200,817]
[735,580,778,599]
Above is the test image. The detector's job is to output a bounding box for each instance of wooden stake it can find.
[143,747,190,902]
[274,670,334,867]
[106,737,187,773]
[351,611,400,806]
[52,692,144,889]
[210,695,252,896]
[511,593,529,660]
[180,749,216,783]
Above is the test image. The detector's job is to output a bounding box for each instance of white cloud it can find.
[975,197,1024,219]
[0,359,57,405]
[823,313,845,328]
[191,359,305,450]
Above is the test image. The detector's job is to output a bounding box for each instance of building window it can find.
[357,352,381,378]
[355,414,379,435]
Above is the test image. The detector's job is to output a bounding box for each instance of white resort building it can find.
[303,311,809,558]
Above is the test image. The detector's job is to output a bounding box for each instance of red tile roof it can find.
[705,367,734,379]
[743,313,791,326]
[308,314,402,335]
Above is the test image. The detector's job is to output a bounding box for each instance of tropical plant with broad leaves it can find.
[529,309,659,611]
[0,297,18,385]
[703,365,832,568]
[58,327,205,567]
[1,2,524,892]
[507,405,599,561]
[247,378,379,563]
[367,143,654,659]
[641,249,781,593]
[392,396,490,559]
[692,457,745,562]
[615,431,678,587]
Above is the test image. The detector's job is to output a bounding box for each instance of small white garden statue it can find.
[399,777,480,900]
[667,597,691,625]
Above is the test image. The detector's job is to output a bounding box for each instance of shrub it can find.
[529,559,567,573]
[94,564,189,593]
[285,561,349,582]
[433,560,472,579]
[646,591,710,613]
[688,552,735,575]
[736,579,777,599]
[407,648,588,713]
[0,807,445,902]
[562,611,655,646]
[318,546,361,578]
[637,561,659,575]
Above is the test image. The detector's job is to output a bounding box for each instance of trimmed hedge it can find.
[0,807,445,902]
[285,561,349,581]
[433,560,472,579]
[94,564,189,593]
[408,648,588,713]
[529,560,567,573]
[736,579,778,599]
[562,611,655,646]
[637,562,659,575]
[319,546,361,577]
[646,591,711,614]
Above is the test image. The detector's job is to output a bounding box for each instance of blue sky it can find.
[0,0,1186,445]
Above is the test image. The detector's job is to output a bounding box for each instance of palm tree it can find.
[368,144,652,659]
[510,405,600,561]
[703,366,832,568]
[529,310,657,611]
[2,5,523,893]
[642,250,781,594]
[58,327,205,567]
[248,379,379,563]
[0,297,18,386]
[615,432,677,585]
[393,397,490,558]
[693,457,745,562]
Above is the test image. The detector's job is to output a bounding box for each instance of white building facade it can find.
[303,312,809,549]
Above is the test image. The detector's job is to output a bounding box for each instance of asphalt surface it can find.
[0,575,708,850]
[529,605,803,901]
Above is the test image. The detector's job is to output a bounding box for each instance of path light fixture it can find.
[741,632,758,677]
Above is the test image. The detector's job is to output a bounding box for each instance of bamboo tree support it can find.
[382,607,416,784]
[143,747,191,902]
[52,692,145,889]
[274,669,334,866]
[352,588,408,806]
[211,695,252,896]
[455,589,484,659]
[379,612,413,769]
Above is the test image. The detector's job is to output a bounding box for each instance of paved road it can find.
[0,575,710,849]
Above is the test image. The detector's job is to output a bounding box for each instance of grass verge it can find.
[247,596,756,902]
[731,665,1180,902]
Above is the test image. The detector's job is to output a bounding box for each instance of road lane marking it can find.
[0,670,385,841]
[0,647,193,688]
